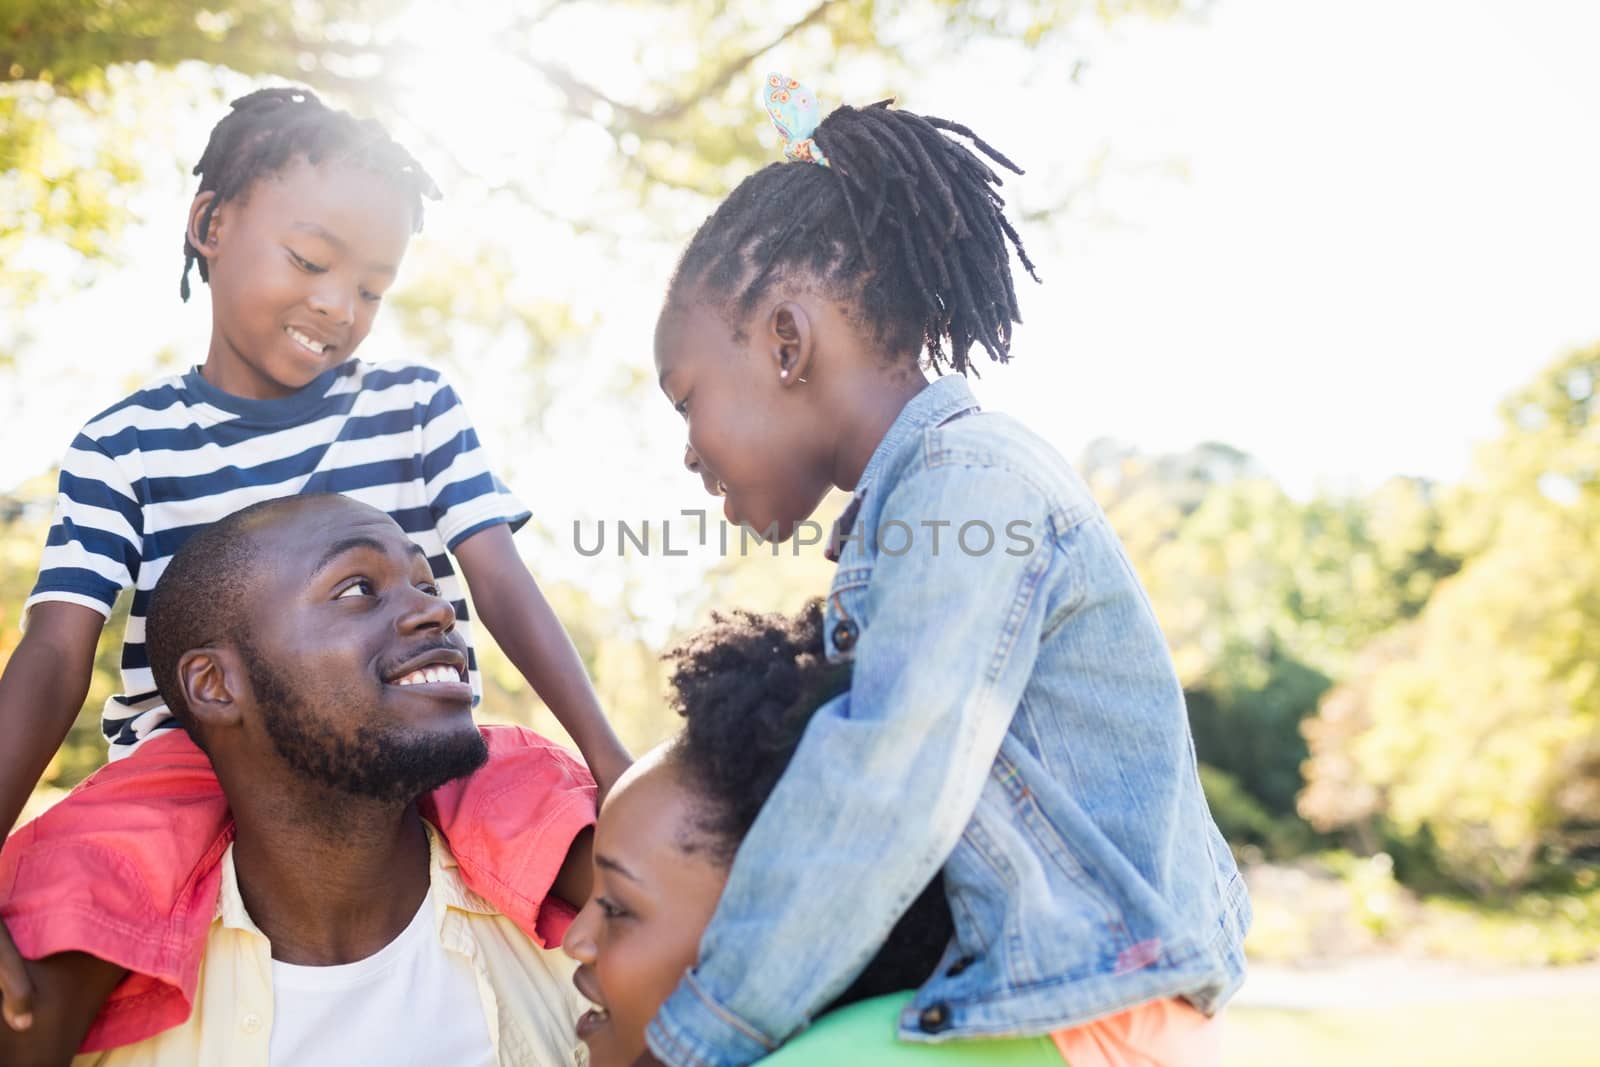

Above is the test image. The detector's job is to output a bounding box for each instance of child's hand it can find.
[0,919,34,1032]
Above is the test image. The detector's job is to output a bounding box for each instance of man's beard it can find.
[245,647,488,804]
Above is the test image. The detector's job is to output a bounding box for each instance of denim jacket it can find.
[648,376,1250,1067]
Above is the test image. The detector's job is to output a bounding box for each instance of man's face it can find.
[238,497,486,800]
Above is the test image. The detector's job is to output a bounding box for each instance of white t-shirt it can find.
[269,888,495,1067]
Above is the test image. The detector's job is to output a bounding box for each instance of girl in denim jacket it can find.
[638,77,1249,1067]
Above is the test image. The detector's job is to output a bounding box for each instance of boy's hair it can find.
[663,599,956,1008]
[180,87,441,301]
[666,101,1039,376]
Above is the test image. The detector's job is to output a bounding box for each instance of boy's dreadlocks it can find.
[181,87,440,301]
[667,100,1039,376]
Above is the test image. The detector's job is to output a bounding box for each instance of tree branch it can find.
[648,0,840,124]
[531,0,840,131]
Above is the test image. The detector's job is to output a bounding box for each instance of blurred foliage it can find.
[0,1,405,90]
[1245,849,1600,968]
[1197,764,1310,859]
[3,0,1193,459]
[1086,438,1459,862]
[1189,659,1331,825]
[1414,878,1600,966]
[1088,348,1599,898]
[1299,346,1600,895]
[4,0,1598,943]
[3,0,1191,255]
[472,579,681,758]
[1,1,404,304]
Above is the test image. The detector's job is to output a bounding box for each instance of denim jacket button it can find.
[832,620,858,652]
[918,1003,951,1033]
[945,955,975,977]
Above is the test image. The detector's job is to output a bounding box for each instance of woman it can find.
[561,602,1062,1065]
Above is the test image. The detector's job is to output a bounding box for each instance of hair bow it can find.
[761,72,830,168]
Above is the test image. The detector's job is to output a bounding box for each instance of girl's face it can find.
[654,296,837,541]
[562,753,727,1067]
[193,155,413,400]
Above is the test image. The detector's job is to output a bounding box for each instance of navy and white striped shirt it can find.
[27,359,529,759]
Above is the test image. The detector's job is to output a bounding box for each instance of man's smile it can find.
[392,664,465,687]
[382,644,468,692]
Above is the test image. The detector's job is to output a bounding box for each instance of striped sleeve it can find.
[419,374,531,550]
[26,433,143,619]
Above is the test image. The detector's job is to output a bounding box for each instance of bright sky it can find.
[7,0,1599,565]
[960,0,1600,498]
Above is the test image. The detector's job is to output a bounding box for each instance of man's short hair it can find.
[145,496,321,742]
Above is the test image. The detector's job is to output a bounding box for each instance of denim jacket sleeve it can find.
[646,462,1062,1067]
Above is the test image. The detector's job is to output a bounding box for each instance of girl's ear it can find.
[177,646,245,735]
[186,192,223,259]
[769,301,815,388]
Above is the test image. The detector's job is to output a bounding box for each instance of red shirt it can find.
[0,725,595,1052]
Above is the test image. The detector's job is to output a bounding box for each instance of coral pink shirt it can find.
[1052,998,1225,1067]
[0,726,595,1053]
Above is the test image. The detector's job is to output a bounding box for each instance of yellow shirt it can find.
[74,825,588,1067]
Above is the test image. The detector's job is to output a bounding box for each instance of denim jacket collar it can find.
[854,375,981,500]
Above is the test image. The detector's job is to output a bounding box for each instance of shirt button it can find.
[241,1012,262,1034]
[919,1002,951,1033]
[832,619,858,652]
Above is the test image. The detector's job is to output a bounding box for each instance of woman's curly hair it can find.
[663,599,955,1007]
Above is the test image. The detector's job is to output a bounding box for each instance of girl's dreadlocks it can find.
[662,599,954,1008]
[180,87,440,301]
[667,100,1040,376]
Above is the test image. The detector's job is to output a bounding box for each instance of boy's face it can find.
[194,155,413,400]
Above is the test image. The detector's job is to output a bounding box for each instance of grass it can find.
[1228,998,1599,1067]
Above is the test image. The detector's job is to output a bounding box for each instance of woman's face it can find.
[562,751,728,1067]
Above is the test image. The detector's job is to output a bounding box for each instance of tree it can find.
[1298,346,1600,893]
[3,0,1191,260]
[2,1,408,306]
[3,0,1198,795]
[1093,443,1457,830]
[3,0,1196,459]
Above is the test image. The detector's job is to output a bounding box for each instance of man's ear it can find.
[768,301,815,388]
[176,646,245,733]
[185,192,223,261]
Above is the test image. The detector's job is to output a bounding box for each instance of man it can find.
[0,494,595,1065]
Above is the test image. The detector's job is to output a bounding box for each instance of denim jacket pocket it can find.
[824,565,873,663]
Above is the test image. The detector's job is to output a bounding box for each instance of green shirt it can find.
[763,993,1063,1065]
